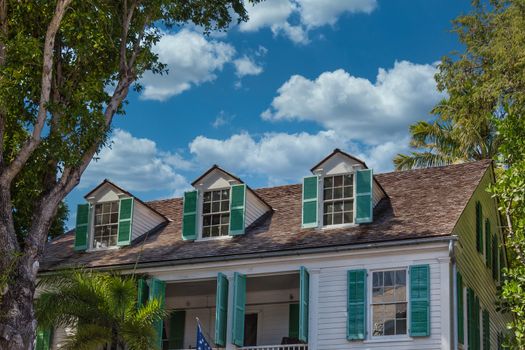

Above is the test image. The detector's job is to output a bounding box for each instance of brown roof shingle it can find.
[40,160,492,271]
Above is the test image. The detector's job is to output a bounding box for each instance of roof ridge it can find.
[376,159,492,177]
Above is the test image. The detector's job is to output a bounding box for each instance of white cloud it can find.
[262,60,443,144]
[240,0,377,44]
[233,56,264,78]
[81,129,191,196]
[140,29,235,101]
[212,110,235,128]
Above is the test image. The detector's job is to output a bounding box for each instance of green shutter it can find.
[457,271,464,344]
[74,204,90,250]
[475,296,481,350]
[289,303,299,339]
[215,273,229,347]
[467,288,475,350]
[149,278,166,349]
[35,327,53,350]
[302,176,318,228]
[483,309,490,350]
[137,278,149,307]
[485,219,492,268]
[232,272,246,346]
[299,266,309,342]
[347,269,366,340]
[355,169,373,224]
[476,201,483,253]
[229,184,246,235]
[117,197,133,246]
[500,246,505,282]
[168,310,185,349]
[182,190,198,240]
[409,264,430,337]
[492,236,499,280]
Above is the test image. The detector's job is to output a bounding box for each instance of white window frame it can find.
[197,187,233,241]
[368,267,411,341]
[89,200,120,250]
[320,172,357,228]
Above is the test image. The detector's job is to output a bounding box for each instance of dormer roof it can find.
[310,148,367,172]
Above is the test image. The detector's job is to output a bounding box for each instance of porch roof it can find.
[40,160,492,271]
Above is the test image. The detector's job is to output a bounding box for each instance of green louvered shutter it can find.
[485,219,492,268]
[215,273,229,347]
[299,266,309,342]
[457,271,464,344]
[182,190,198,240]
[355,169,373,224]
[475,296,481,350]
[500,246,505,282]
[137,278,149,307]
[467,288,475,350]
[302,176,318,228]
[347,269,366,340]
[483,309,490,350]
[229,184,246,235]
[409,264,430,337]
[476,201,483,253]
[74,204,90,250]
[35,327,53,350]
[289,303,299,339]
[232,272,246,346]
[149,278,166,349]
[117,197,133,246]
[492,236,499,280]
[168,310,185,349]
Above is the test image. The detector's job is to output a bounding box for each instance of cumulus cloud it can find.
[140,29,235,101]
[240,0,377,44]
[81,129,191,196]
[233,56,264,78]
[262,60,443,144]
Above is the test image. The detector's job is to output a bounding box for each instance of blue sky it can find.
[67,0,472,227]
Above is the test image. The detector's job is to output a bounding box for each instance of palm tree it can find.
[393,111,499,170]
[36,269,166,350]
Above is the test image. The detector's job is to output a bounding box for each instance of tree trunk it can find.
[0,257,38,350]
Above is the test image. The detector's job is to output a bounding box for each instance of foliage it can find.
[397,0,525,346]
[36,270,165,350]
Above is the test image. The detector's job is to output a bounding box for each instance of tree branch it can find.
[0,0,72,186]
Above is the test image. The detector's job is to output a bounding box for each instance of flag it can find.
[196,323,213,350]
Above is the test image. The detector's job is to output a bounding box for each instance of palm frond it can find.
[62,324,112,350]
[393,151,460,170]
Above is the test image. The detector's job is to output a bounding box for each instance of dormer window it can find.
[323,174,354,226]
[202,189,230,238]
[93,201,119,248]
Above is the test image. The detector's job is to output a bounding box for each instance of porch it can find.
[160,272,308,350]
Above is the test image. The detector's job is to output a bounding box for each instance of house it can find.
[38,149,509,350]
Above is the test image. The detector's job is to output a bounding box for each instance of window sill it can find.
[322,223,358,230]
[195,235,233,242]
[86,246,121,252]
[363,336,413,344]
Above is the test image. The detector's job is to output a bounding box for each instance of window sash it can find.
[370,269,408,337]
[322,174,355,226]
[92,201,119,248]
[202,189,230,238]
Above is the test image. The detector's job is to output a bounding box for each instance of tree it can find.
[36,270,165,350]
[394,100,499,170]
[397,0,525,346]
[0,1,260,348]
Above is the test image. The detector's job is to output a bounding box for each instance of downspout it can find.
[449,238,458,350]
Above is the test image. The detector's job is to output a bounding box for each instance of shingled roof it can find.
[40,160,492,271]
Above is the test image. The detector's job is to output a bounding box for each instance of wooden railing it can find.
[240,345,308,350]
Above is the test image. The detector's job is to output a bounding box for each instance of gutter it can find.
[450,237,458,350]
[40,235,458,274]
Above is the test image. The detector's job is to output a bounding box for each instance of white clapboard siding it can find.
[455,167,512,349]
[317,259,443,350]
[131,200,165,241]
[246,190,270,227]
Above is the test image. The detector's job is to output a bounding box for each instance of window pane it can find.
[384,319,395,336]
[344,186,353,198]
[203,192,211,202]
[221,189,229,199]
[372,287,383,303]
[333,213,342,225]
[203,203,211,214]
[211,225,219,236]
[221,214,229,224]
[102,202,111,213]
[111,202,119,212]
[212,191,220,201]
[384,271,394,286]
[334,175,342,187]
[111,213,118,223]
[203,216,211,226]
[396,319,407,335]
[334,201,344,213]
[324,188,332,200]
[396,270,406,286]
[333,188,342,199]
[383,286,395,303]
[323,214,332,226]
[203,227,210,237]
[212,215,220,225]
[221,201,229,211]
[212,202,220,213]
[343,212,352,224]
[373,272,383,287]
[95,205,102,215]
[344,174,353,186]
[396,303,407,319]
[372,305,384,336]
[395,285,406,302]
[324,177,333,188]
[324,203,333,213]
[95,215,102,225]
[102,215,109,225]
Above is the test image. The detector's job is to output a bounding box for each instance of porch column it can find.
[308,268,320,350]
[438,257,452,350]
[225,273,236,350]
